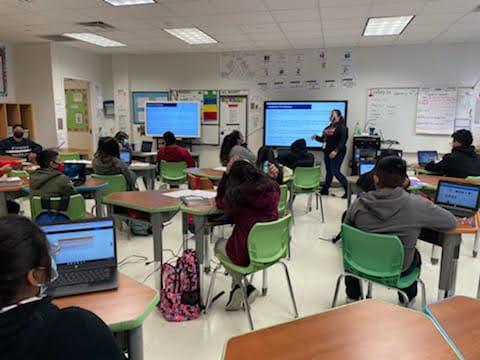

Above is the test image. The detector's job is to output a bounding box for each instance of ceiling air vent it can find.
[76,21,116,31]
[38,35,75,42]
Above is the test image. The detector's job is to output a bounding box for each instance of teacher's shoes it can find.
[225,284,259,311]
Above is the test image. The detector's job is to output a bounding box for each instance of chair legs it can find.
[262,270,268,296]
[204,264,221,314]
[280,261,299,318]
[317,192,325,223]
[367,282,373,298]
[331,274,345,308]
[418,278,427,310]
[474,231,479,258]
[241,277,254,330]
[398,290,410,307]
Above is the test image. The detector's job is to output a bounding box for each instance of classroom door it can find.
[64,79,92,153]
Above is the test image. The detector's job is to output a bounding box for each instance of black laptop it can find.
[417,151,438,166]
[141,141,153,152]
[434,180,480,218]
[63,163,86,186]
[41,218,118,298]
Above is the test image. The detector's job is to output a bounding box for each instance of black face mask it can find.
[14,131,24,139]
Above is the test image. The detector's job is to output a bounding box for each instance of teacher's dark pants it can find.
[323,151,348,191]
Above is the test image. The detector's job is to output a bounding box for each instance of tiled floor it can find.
[31,186,479,360]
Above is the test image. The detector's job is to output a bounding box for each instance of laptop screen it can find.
[418,151,438,166]
[63,163,85,181]
[359,161,376,175]
[141,141,153,152]
[41,219,116,266]
[435,181,480,211]
[120,150,131,164]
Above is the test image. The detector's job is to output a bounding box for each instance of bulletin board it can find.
[65,89,88,132]
[219,95,248,143]
[132,91,169,124]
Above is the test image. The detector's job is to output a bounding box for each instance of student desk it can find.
[21,178,108,218]
[132,151,157,164]
[54,274,159,360]
[0,182,25,216]
[184,167,224,182]
[425,296,480,359]
[224,300,455,360]
[103,190,181,291]
[59,147,90,159]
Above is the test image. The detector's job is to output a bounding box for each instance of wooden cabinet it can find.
[0,103,35,140]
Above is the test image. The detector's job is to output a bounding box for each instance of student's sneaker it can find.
[246,285,259,305]
[225,285,243,311]
[399,296,416,308]
[320,188,329,195]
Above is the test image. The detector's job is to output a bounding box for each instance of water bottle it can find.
[354,122,361,136]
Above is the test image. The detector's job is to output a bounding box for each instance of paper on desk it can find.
[164,190,217,199]
[409,176,426,186]
[213,167,226,171]
[63,160,92,165]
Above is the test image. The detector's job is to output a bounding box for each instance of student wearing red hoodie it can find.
[215,159,280,311]
[157,131,195,168]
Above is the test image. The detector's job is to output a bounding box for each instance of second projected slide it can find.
[265,102,346,148]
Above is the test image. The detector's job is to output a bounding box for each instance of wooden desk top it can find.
[180,197,222,216]
[103,189,181,213]
[54,274,159,332]
[427,296,480,359]
[417,174,480,188]
[224,300,456,360]
[185,167,224,180]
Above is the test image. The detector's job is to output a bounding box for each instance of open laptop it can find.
[141,141,153,152]
[434,181,480,218]
[120,150,132,165]
[41,218,118,298]
[359,160,376,175]
[418,151,438,166]
[63,163,86,186]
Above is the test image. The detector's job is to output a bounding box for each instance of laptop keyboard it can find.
[54,268,111,287]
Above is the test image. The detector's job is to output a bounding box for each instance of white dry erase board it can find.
[366,87,475,153]
[416,87,457,135]
[219,95,248,143]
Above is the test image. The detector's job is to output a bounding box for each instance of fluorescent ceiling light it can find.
[103,0,156,6]
[363,15,415,36]
[63,33,126,47]
[164,28,218,45]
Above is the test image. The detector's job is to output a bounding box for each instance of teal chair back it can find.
[293,166,321,190]
[59,152,81,161]
[248,214,292,265]
[30,194,86,220]
[91,174,127,198]
[341,224,404,287]
[278,184,288,217]
[160,160,187,182]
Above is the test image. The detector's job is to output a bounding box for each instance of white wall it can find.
[0,41,16,102]
[108,42,480,168]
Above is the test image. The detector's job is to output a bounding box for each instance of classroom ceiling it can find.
[0,0,479,53]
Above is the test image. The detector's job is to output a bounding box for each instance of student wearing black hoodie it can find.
[0,216,125,360]
[425,129,480,178]
[277,138,314,170]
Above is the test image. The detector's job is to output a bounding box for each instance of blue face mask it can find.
[122,139,128,146]
[38,254,59,297]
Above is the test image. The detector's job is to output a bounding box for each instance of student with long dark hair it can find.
[93,137,137,190]
[0,215,125,360]
[312,109,348,197]
[219,130,255,165]
[114,131,131,152]
[256,146,285,184]
[215,160,280,311]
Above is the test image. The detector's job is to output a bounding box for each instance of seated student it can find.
[0,164,20,214]
[219,130,256,166]
[114,131,132,153]
[30,150,76,198]
[256,146,289,184]
[0,124,42,161]
[0,215,125,360]
[157,131,195,168]
[215,159,280,310]
[93,137,137,190]
[344,156,457,305]
[277,138,314,170]
[425,129,480,178]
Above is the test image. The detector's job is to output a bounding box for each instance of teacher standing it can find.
[312,109,348,198]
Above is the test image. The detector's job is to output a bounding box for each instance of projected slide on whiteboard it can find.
[264,101,347,148]
[145,102,201,138]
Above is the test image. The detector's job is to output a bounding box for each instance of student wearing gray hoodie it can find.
[344,156,457,304]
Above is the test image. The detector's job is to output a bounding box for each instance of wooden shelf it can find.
[0,103,35,141]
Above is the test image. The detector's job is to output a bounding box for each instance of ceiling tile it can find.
[164,0,228,15]
[279,21,323,32]
[247,32,287,41]
[209,0,268,12]
[321,5,369,19]
[322,17,366,30]
[284,31,323,40]
[422,0,478,14]
[238,23,281,33]
[228,12,275,25]
[369,1,424,17]
[271,9,321,22]
[264,0,317,10]
[320,0,370,6]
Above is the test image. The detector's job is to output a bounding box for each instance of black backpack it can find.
[35,196,71,225]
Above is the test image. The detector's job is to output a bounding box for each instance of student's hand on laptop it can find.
[329,150,338,159]
[226,156,239,174]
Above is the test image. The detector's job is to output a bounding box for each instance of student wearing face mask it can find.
[0,124,42,161]
[30,149,76,197]
[312,109,349,198]
[0,215,126,360]
[114,131,132,152]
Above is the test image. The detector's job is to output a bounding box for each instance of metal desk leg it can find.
[127,326,143,360]
[147,169,155,190]
[182,212,188,249]
[437,233,461,301]
[0,192,8,216]
[151,213,165,292]
[194,215,207,305]
[95,190,104,218]
[347,182,352,208]
[474,231,479,258]
[431,245,441,265]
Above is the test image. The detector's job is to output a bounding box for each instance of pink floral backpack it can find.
[159,249,201,321]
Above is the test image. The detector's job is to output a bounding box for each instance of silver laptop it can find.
[41,218,118,298]
[434,181,480,218]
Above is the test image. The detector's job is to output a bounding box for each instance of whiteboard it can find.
[366,88,451,153]
[219,95,248,142]
[416,87,457,135]
[191,124,219,145]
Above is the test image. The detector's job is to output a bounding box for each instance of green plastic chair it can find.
[160,160,187,187]
[331,224,426,309]
[30,194,86,220]
[467,176,480,181]
[91,174,127,199]
[59,152,81,161]
[289,166,324,223]
[205,215,298,330]
[8,170,29,178]
[278,184,289,217]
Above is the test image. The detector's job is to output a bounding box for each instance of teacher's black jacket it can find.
[314,121,348,155]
